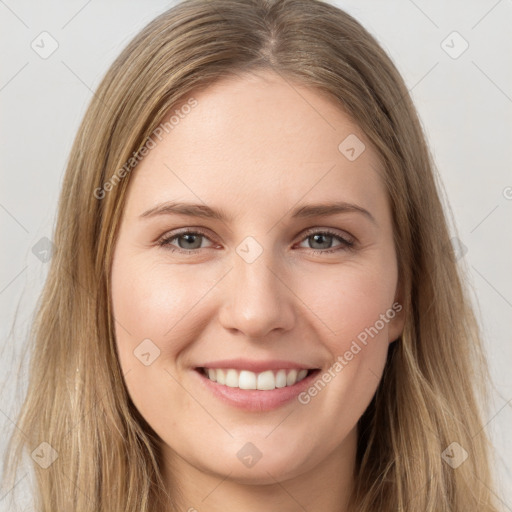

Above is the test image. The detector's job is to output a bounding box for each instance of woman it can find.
[2,0,500,510]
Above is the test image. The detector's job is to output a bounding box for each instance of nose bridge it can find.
[219,237,295,337]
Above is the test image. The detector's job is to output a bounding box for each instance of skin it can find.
[111,69,405,512]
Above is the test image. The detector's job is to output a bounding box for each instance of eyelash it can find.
[157,228,355,255]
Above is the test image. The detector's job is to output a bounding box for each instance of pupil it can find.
[179,234,201,249]
[312,234,331,249]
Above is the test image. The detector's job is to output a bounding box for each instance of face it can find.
[111,70,404,488]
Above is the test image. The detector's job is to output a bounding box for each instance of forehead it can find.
[123,70,387,219]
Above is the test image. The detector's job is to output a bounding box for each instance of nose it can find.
[217,246,296,339]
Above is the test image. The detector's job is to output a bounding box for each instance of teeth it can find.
[225,369,238,388]
[202,368,310,390]
[286,369,298,386]
[239,370,256,390]
[216,369,226,385]
[275,369,287,388]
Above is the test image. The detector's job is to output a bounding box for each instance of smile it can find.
[198,367,313,390]
[194,366,322,411]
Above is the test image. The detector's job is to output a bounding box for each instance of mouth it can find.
[195,367,319,391]
[193,366,322,411]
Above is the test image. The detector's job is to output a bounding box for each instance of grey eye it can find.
[175,233,204,249]
[307,233,336,250]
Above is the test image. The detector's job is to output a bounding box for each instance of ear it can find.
[388,277,406,344]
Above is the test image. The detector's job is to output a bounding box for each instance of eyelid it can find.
[299,226,355,244]
[157,227,217,250]
[157,226,356,253]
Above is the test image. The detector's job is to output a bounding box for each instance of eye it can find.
[296,229,354,254]
[157,228,355,255]
[157,229,215,254]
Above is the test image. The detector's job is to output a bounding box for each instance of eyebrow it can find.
[139,200,376,225]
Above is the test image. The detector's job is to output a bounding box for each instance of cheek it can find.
[112,245,398,370]
[110,243,399,474]
[110,252,228,417]
[291,264,396,448]
[292,256,398,411]
[295,257,398,346]
[111,255,210,353]
[110,254,206,424]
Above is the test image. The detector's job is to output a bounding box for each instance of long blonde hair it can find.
[2,0,500,510]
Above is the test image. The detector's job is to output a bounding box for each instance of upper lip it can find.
[196,358,320,373]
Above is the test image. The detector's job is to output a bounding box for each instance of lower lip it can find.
[193,368,321,412]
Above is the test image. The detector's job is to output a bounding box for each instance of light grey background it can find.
[1,0,511,509]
